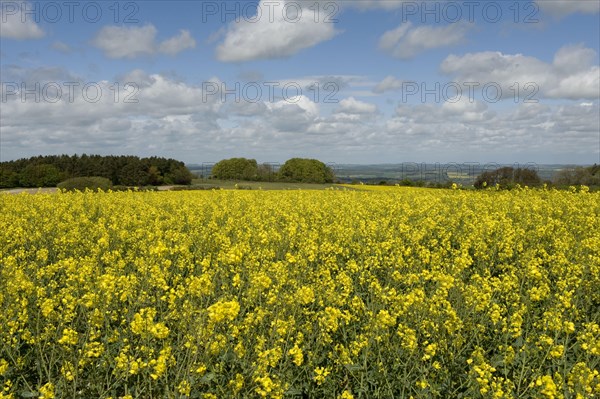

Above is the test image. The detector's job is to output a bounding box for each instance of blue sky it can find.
[1,0,599,164]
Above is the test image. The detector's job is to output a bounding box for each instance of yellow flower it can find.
[313,367,330,385]
[0,359,8,376]
[2,186,599,398]
[422,342,437,361]
[338,390,354,399]
[228,373,244,393]
[38,383,54,399]
[177,380,191,396]
[195,364,207,375]
[57,328,78,346]
[297,286,315,305]
[288,344,304,366]
[255,375,275,397]
[60,361,75,381]
[536,375,558,399]
[207,300,240,324]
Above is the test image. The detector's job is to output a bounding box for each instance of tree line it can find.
[474,165,599,189]
[0,154,194,188]
[211,158,334,184]
[553,164,600,187]
[474,166,542,189]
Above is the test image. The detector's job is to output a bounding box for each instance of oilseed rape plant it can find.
[1,187,599,398]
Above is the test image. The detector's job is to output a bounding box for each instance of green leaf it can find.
[200,372,216,384]
[285,387,304,396]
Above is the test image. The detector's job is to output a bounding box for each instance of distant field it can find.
[189,179,343,190]
[0,182,346,194]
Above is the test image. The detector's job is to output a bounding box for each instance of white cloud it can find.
[2,66,598,164]
[1,69,222,132]
[441,97,494,122]
[379,22,471,59]
[373,76,404,93]
[336,97,378,114]
[536,0,600,16]
[117,69,158,89]
[264,95,320,132]
[158,30,196,55]
[0,2,44,39]
[384,101,599,159]
[553,44,597,72]
[227,101,268,117]
[547,68,600,99]
[1,65,80,85]
[0,70,230,161]
[92,25,157,58]
[216,0,338,62]
[440,44,600,100]
[92,25,196,58]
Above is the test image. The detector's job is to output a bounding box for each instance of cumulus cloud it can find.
[0,65,80,85]
[92,25,157,58]
[373,76,404,93]
[385,101,599,160]
[536,0,600,16]
[336,97,378,114]
[440,44,600,100]
[0,70,223,156]
[379,22,471,59]
[92,25,196,58]
[0,1,44,39]
[158,30,196,55]
[441,97,494,122]
[216,0,338,62]
[263,95,320,132]
[2,66,598,164]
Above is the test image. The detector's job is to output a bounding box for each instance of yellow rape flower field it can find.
[1,188,599,399]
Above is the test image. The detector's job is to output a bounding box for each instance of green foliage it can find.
[257,163,277,182]
[212,158,259,180]
[19,164,62,187]
[474,167,541,189]
[57,177,113,192]
[208,158,333,184]
[278,158,334,183]
[117,160,151,186]
[0,154,193,188]
[0,168,20,188]
[165,166,194,185]
[553,164,600,187]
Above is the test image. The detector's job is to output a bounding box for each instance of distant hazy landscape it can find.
[189,163,579,185]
